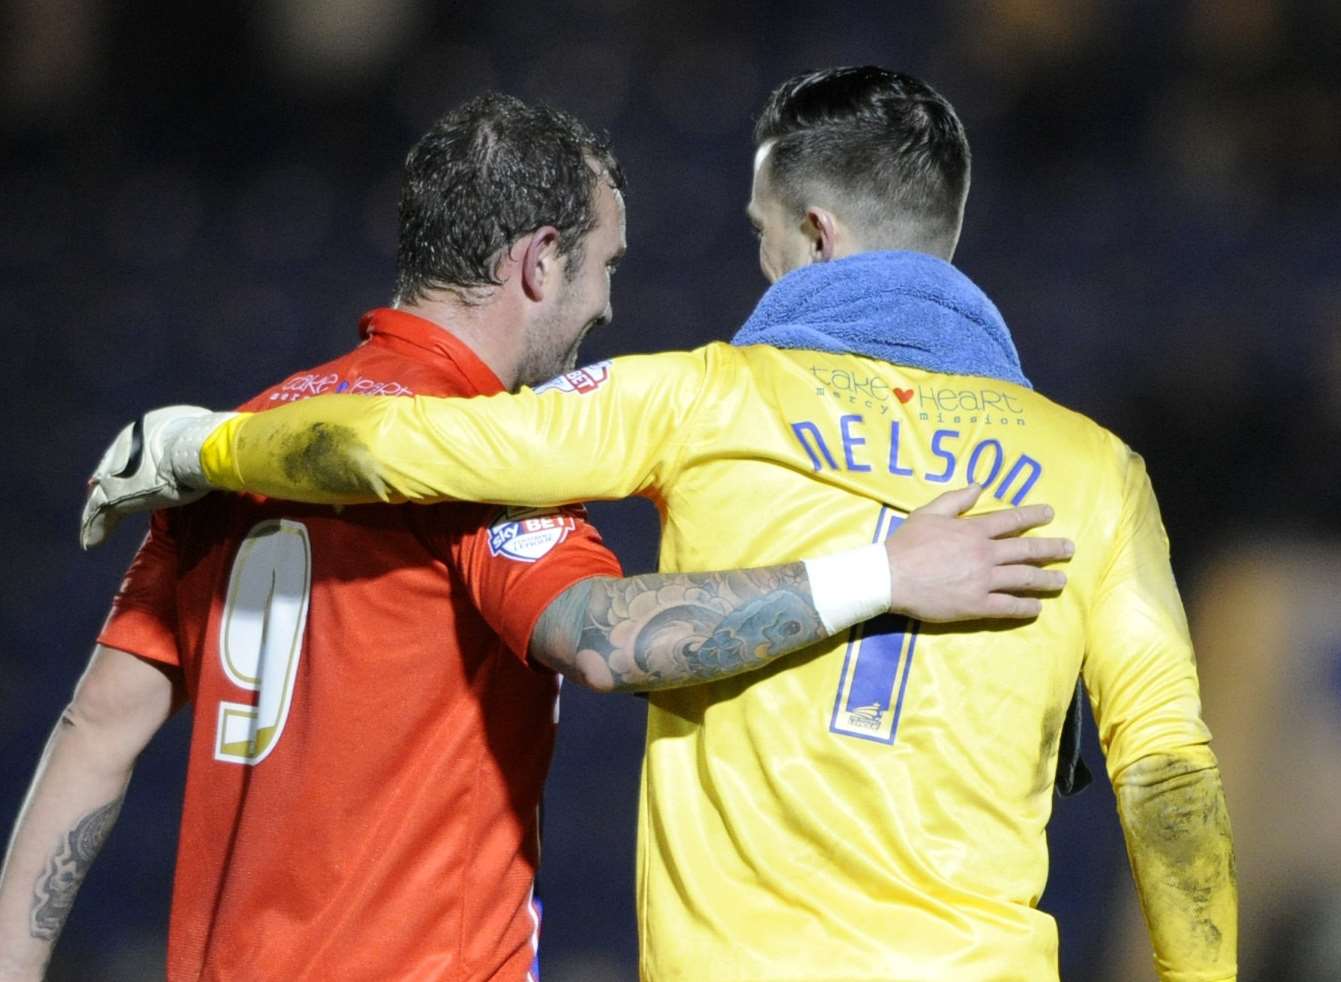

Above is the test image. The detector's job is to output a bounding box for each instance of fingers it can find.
[979,594,1045,619]
[913,483,984,518]
[971,503,1055,537]
[990,564,1068,594]
[90,419,136,480]
[81,506,118,550]
[80,420,136,550]
[80,483,118,550]
[80,485,102,549]
[992,535,1075,565]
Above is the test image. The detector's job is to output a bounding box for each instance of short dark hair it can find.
[394,93,624,304]
[754,67,970,255]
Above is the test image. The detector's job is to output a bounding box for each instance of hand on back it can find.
[886,484,1072,622]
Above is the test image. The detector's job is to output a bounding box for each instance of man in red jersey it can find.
[0,95,1072,981]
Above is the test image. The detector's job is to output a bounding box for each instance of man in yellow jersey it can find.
[80,69,1236,980]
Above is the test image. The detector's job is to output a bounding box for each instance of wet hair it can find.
[754,67,970,256]
[394,92,624,303]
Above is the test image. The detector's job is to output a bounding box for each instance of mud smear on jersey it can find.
[1031,709,1063,796]
[270,422,385,501]
[1118,754,1237,960]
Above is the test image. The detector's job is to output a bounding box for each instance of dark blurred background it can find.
[2,1,1338,978]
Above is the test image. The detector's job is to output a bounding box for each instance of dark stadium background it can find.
[2,2,1338,978]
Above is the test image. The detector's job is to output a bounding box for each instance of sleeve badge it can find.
[487,507,579,562]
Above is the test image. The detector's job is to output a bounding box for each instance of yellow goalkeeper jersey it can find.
[202,342,1216,981]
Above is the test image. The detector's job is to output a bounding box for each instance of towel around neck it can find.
[730,250,1031,389]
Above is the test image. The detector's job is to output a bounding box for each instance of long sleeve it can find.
[1084,449,1237,981]
[200,351,711,507]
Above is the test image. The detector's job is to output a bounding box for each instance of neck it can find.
[831,237,953,264]
[395,292,525,390]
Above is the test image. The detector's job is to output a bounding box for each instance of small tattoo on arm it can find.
[29,797,124,941]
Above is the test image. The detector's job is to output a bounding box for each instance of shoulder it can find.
[606,343,728,374]
[235,347,465,413]
[1012,384,1139,480]
[542,346,725,403]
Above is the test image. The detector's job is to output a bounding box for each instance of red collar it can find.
[358,308,505,396]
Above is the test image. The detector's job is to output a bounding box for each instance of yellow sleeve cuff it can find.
[200,412,249,491]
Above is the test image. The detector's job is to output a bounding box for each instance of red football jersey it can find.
[98,309,622,981]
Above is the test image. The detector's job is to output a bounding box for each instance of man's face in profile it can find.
[517,176,627,387]
[747,141,811,284]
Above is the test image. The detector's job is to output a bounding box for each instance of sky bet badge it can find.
[532,360,612,395]
[487,508,578,562]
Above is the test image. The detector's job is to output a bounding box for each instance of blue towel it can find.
[731,250,1031,389]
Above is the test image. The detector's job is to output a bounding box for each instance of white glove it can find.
[80,405,237,550]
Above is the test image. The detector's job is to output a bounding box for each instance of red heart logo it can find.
[894,388,914,404]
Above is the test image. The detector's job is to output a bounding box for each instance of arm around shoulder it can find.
[200,348,714,508]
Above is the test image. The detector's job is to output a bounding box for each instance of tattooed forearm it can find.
[29,797,124,941]
[533,564,831,691]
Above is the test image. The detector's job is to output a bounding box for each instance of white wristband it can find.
[802,542,892,635]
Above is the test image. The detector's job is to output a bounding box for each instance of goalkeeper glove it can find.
[80,405,235,549]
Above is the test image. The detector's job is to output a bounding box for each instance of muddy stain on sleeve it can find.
[235,421,388,501]
[1116,752,1237,974]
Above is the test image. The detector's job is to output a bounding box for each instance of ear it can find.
[518,226,561,301]
[804,207,838,263]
